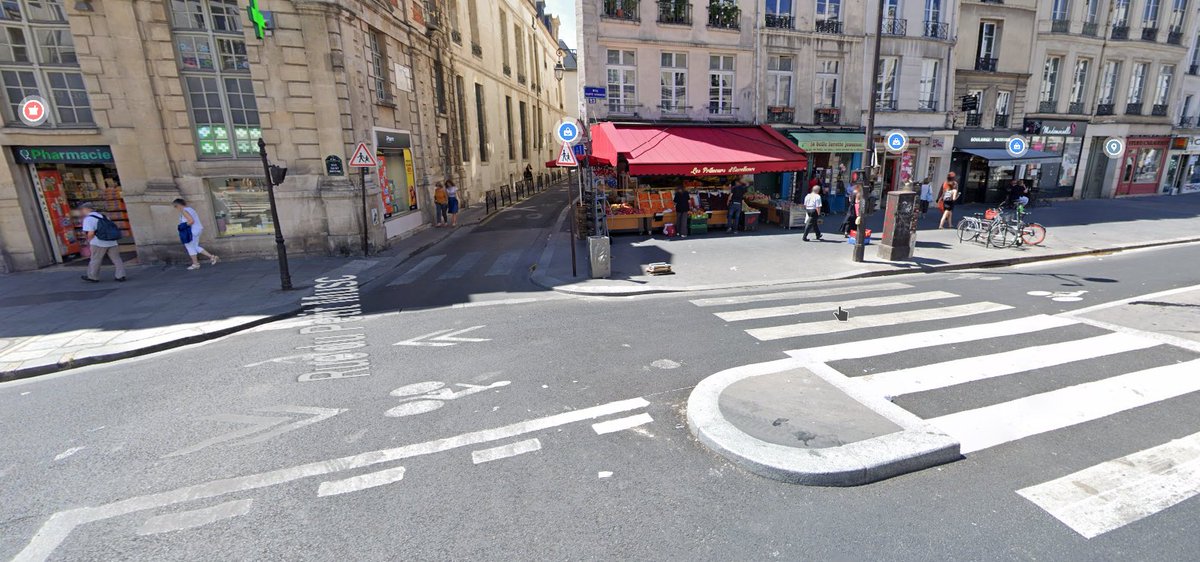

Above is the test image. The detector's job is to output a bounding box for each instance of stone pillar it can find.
[877,181,919,261]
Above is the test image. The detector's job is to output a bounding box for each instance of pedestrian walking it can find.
[78,202,126,283]
[523,164,533,187]
[445,179,460,227]
[841,182,862,237]
[802,185,824,242]
[918,177,934,216]
[173,198,219,270]
[726,180,747,233]
[673,185,691,238]
[937,173,960,229]
[433,182,449,227]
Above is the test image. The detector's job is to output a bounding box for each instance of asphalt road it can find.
[3,230,1200,560]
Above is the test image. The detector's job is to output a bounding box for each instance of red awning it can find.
[544,154,611,168]
[590,123,807,176]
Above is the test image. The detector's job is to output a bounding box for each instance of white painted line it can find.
[317,466,407,497]
[860,332,1161,398]
[689,282,913,307]
[238,406,346,445]
[13,397,651,562]
[471,438,542,464]
[1018,431,1200,539]
[1062,283,1200,317]
[928,359,1200,454]
[1069,315,1200,355]
[398,296,571,314]
[437,251,485,280]
[136,499,253,535]
[387,255,445,286]
[592,412,654,435]
[786,315,1078,363]
[746,302,1013,341]
[486,251,523,277]
[715,291,958,322]
[53,447,84,461]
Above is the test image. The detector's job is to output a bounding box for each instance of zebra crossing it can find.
[387,250,527,286]
[693,282,1200,538]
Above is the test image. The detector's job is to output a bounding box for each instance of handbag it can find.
[178,223,193,244]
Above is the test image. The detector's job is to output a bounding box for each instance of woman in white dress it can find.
[173,198,219,270]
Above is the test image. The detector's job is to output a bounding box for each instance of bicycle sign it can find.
[1006,136,1029,158]
[1103,137,1125,159]
[884,130,908,154]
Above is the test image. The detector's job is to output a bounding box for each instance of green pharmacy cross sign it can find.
[248,0,268,39]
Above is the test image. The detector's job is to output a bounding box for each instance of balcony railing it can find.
[1141,27,1159,41]
[1179,116,1196,128]
[708,103,737,116]
[1082,22,1099,36]
[517,73,527,85]
[815,18,843,34]
[708,3,740,29]
[1151,104,1169,116]
[602,0,640,21]
[451,30,462,44]
[1068,101,1086,114]
[881,18,906,36]
[876,98,898,111]
[965,113,982,127]
[503,64,511,76]
[471,42,483,57]
[923,20,948,39]
[657,2,692,25]
[1051,19,1069,33]
[1097,103,1115,115]
[764,13,793,28]
[1168,27,1184,45]
[1111,23,1129,39]
[1126,102,1143,115]
[606,102,641,114]
[1038,100,1057,113]
[766,105,794,123]
[975,57,998,72]
[660,102,691,117]
[814,106,840,124]
[918,99,938,112]
[993,113,1010,128]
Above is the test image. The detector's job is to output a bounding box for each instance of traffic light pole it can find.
[258,137,293,290]
[854,0,887,263]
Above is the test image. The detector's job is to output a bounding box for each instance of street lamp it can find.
[554,61,564,82]
[554,59,577,277]
[854,0,887,263]
[257,137,293,290]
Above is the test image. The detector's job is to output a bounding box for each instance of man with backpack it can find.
[78,202,126,283]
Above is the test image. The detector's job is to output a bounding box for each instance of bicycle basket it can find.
[984,209,999,220]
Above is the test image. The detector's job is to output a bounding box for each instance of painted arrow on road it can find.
[394,326,492,347]
[164,406,345,458]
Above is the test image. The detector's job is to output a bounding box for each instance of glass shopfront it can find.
[1115,136,1171,196]
[1025,120,1087,198]
[374,128,417,218]
[209,177,273,236]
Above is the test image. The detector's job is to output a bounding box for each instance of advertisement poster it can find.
[377,152,396,217]
[403,148,417,211]
[37,169,81,257]
[899,151,914,184]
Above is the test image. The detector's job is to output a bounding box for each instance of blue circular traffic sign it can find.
[1103,137,1125,159]
[555,119,580,144]
[884,130,908,153]
[1006,135,1029,158]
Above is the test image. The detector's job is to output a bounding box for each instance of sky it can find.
[544,0,577,49]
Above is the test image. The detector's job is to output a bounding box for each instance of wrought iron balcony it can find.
[975,57,998,72]
[451,30,462,44]
[815,19,843,34]
[965,113,982,127]
[881,18,906,36]
[1051,19,1069,33]
[471,42,483,57]
[918,99,938,112]
[657,1,692,25]
[764,13,793,28]
[503,64,512,76]
[1082,22,1099,36]
[923,20,948,39]
[876,98,897,111]
[766,105,794,123]
[606,102,641,114]
[1068,101,1086,114]
[1126,102,1143,115]
[660,102,691,117]
[602,0,640,21]
[708,103,737,116]
[517,73,527,85]
[707,3,740,29]
[813,106,840,124]
[1141,27,1159,41]
[1038,100,1058,113]
[1111,23,1129,39]
[1179,116,1196,128]
[1097,103,1115,115]
[1168,27,1184,44]
[993,113,1010,128]
[1151,104,1169,116]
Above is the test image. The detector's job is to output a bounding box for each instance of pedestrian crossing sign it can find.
[556,142,578,167]
[348,142,378,167]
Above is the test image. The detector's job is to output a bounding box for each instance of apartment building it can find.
[1164,27,1200,194]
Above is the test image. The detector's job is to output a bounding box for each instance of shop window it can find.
[0,0,90,126]
[209,177,274,237]
[1132,148,1162,183]
[171,0,261,158]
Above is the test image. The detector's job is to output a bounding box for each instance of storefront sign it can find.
[1040,124,1078,135]
[1172,136,1200,153]
[325,155,345,176]
[788,132,866,153]
[687,165,757,175]
[375,130,412,150]
[13,145,115,164]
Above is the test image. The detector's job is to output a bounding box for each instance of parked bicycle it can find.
[987,205,1046,248]
[956,207,1004,244]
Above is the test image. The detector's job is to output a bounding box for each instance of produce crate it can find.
[688,218,708,234]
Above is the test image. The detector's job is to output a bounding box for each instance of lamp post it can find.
[554,60,578,277]
[257,137,293,290]
[854,0,887,263]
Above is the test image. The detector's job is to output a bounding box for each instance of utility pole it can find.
[854,0,887,263]
[257,138,293,290]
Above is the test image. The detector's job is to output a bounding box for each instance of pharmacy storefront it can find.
[374,128,423,239]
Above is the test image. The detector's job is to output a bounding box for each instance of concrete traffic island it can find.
[686,357,961,486]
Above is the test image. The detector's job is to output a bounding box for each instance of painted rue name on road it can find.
[294,274,372,383]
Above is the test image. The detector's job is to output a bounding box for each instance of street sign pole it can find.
[348,142,378,256]
[855,0,887,263]
[257,138,293,290]
[360,166,368,256]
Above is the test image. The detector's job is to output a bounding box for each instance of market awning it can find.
[591,123,807,176]
[957,148,1061,166]
[544,154,610,168]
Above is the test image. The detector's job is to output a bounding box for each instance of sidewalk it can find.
[0,201,491,381]
[533,193,1200,295]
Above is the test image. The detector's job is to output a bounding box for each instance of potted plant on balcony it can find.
[708,0,739,27]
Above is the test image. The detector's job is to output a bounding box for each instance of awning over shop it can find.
[787,132,866,152]
[591,123,807,176]
[957,148,1060,166]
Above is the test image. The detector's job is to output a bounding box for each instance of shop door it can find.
[1081,140,1108,198]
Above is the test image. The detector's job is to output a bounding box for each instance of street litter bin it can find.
[588,235,610,278]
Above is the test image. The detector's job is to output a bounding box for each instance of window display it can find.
[1133,148,1162,184]
[209,177,273,236]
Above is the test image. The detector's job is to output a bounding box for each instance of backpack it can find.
[91,212,122,241]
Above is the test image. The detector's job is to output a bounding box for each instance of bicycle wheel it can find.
[957,219,974,243]
[987,221,1016,248]
[1022,222,1046,246]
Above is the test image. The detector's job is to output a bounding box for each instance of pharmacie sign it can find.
[13,145,114,164]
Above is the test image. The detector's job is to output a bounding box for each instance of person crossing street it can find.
[802,185,824,242]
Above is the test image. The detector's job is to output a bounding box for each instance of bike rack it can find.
[485,189,499,215]
[500,184,514,207]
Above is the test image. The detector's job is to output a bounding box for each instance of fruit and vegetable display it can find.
[744,192,770,204]
[608,203,640,215]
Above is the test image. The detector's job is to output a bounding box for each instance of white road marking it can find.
[592,412,654,435]
[317,466,407,497]
[14,397,651,562]
[746,302,1013,341]
[164,406,344,458]
[397,296,571,314]
[486,251,524,276]
[715,291,958,322]
[237,406,345,445]
[53,447,84,461]
[471,438,542,464]
[689,282,913,307]
[598,471,613,478]
[387,255,445,286]
[928,359,1200,454]
[394,326,492,347]
[860,332,1161,398]
[437,251,485,280]
[1062,283,1200,317]
[1018,431,1200,539]
[136,499,253,535]
[786,315,1078,363]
